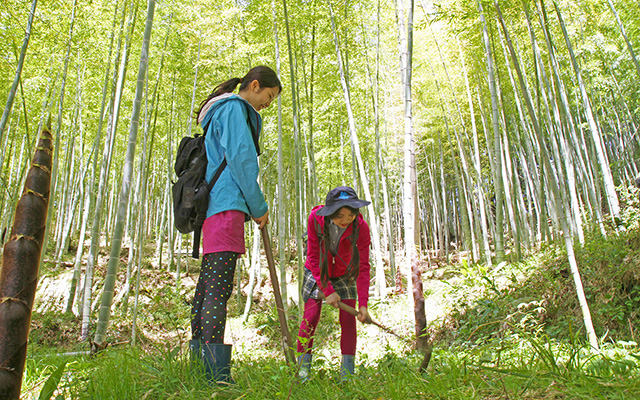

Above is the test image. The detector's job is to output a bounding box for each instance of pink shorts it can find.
[202,210,246,254]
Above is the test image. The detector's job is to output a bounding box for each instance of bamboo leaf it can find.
[38,361,68,400]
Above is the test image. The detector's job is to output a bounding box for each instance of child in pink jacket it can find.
[296,186,372,382]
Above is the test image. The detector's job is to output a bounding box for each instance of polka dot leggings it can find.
[191,251,238,343]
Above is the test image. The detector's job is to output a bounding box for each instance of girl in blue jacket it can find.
[189,66,281,385]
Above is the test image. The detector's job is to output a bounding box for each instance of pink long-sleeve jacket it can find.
[305,205,371,308]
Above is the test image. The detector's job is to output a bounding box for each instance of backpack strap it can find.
[191,156,228,258]
[244,107,261,156]
[191,100,260,258]
[192,229,202,259]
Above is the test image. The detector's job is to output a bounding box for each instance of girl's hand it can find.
[253,210,269,229]
[358,307,371,324]
[325,292,341,309]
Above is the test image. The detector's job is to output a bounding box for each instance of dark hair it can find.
[328,206,359,219]
[318,211,360,286]
[195,65,282,122]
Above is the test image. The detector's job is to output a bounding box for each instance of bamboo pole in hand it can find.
[261,227,294,364]
[328,297,433,372]
[335,300,405,341]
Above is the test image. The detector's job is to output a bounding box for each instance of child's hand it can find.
[358,307,371,324]
[325,292,341,308]
[253,210,269,229]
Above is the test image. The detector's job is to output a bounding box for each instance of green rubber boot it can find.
[190,340,235,385]
[202,343,235,385]
[340,354,355,382]
[297,353,312,383]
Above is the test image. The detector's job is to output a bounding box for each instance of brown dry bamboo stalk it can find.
[0,125,53,399]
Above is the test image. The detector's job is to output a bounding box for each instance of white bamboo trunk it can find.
[93,0,156,347]
[479,0,504,263]
[495,1,598,350]
[554,2,620,223]
[328,0,386,298]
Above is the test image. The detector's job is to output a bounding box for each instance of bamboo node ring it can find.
[24,188,47,200]
[31,163,52,173]
[10,234,38,243]
[0,296,28,307]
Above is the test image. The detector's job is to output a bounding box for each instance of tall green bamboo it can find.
[93,0,156,348]
[533,0,605,238]
[0,0,37,145]
[606,0,640,79]
[187,36,202,137]
[495,0,598,350]
[81,0,134,340]
[282,0,304,314]
[478,0,504,263]
[328,0,385,299]
[273,0,288,307]
[553,1,620,224]
[167,78,177,274]
[424,20,476,259]
[67,0,121,315]
[132,66,161,343]
[459,40,492,265]
[40,0,77,267]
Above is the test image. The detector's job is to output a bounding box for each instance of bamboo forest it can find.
[1,0,640,398]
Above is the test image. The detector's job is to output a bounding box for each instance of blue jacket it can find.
[199,94,268,219]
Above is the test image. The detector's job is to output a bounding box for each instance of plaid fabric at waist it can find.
[301,267,357,303]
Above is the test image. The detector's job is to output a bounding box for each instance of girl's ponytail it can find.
[195,77,242,122]
[211,77,243,97]
[195,66,281,123]
[345,219,360,283]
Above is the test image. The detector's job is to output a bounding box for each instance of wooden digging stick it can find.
[317,290,407,342]
[261,227,295,365]
[329,297,432,371]
[334,300,408,343]
[320,292,433,372]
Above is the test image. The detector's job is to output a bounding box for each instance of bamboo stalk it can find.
[0,124,53,399]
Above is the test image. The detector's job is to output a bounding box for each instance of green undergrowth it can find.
[20,187,640,398]
[20,333,640,399]
[437,186,640,348]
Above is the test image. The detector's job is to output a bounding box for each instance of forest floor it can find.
[30,248,455,362]
[20,209,640,398]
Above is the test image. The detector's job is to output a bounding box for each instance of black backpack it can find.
[172,100,259,258]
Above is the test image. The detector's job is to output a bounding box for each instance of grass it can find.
[22,277,640,400]
[18,186,640,399]
[20,335,640,399]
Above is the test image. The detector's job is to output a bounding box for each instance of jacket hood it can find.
[198,93,259,127]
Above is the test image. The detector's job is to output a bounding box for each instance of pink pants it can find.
[296,298,357,356]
